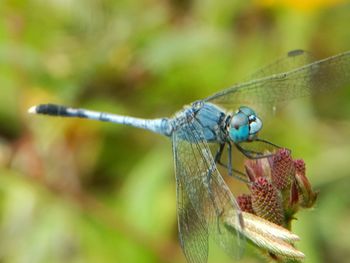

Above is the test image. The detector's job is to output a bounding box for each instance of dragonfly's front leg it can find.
[254,138,289,151]
[235,138,286,160]
[235,143,266,159]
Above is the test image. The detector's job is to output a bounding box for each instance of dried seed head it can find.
[250,177,284,226]
[224,212,305,260]
[270,149,295,190]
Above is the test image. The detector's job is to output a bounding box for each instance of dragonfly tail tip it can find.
[27,105,38,114]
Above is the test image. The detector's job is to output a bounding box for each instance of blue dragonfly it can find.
[28,50,350,263]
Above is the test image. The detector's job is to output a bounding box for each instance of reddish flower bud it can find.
[250,177,284,226]
[294,159,306,177]
[237,194,255,214]
[294,159,318,208]
[245,158,271,182]
[290,179,299,207]
[240,149,316,261]
[270,149,295,190]
[245,159,264,179]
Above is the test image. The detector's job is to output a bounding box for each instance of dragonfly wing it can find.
[205,50,350,111]
[172,117,244,261]
[176,176,208,263]
[246,49,314,81]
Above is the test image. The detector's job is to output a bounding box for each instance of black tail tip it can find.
[27,104,66,116]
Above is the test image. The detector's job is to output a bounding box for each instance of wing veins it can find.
[173,117,244,259]
[205,50,350,107]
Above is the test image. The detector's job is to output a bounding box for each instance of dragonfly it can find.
[28,50,350,263]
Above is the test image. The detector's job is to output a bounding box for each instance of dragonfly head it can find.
[228,106,262,143]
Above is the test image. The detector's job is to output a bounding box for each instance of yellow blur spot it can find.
[257,0,345,11]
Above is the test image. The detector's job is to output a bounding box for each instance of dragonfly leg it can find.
[217,162,249,183]
[215,143,249,183]
[227,142,233,176]
[254,138,291,153]
[212,144,246,234]
[214,143,225,163]
[235,143,274,159]
[236,138,291,159]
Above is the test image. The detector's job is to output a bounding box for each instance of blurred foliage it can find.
[1,0,350,262]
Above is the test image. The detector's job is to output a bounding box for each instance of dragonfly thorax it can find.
[227,106,262,143]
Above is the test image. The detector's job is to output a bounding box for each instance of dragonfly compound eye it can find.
[239,106,256,116]
[248,114,262,140]
[229,112,249,143]
[229,106,263,142]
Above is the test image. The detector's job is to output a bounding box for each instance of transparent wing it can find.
[246,49,314,80]
[205,50,350,111]
[172,117,244,262]
[176,176,208,263]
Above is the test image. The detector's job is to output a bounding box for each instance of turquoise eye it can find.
[229,112,250,143]
[248,115,256,122]
[249,116,262,135]
[228,106,263,143]
[239,106,256,116]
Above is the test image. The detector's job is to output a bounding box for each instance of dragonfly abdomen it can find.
[28,103,173,137]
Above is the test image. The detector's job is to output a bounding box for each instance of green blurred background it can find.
[1,0,350,262]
